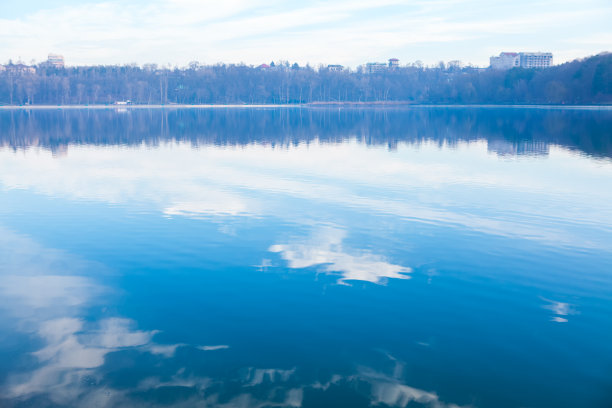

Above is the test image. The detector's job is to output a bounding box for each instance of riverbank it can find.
[0,103,610,110]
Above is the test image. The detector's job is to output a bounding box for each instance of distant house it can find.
[47,53,65,68]
[257,63,271,70]
[388,58,399,68]
[327,64,343,72]
[4,63,36,75]
[365,62,387,74]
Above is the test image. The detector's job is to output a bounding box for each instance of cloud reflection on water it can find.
[1,110,610,406]
[0,229,464,407]
[9,317,157,400]
[0,227,108,322]
[541,297,576,323]
[1,141,611,251]
[269,227,411,284]
[0,228,216,405]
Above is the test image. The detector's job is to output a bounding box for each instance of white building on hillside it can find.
[490,51,553,69]
[519,52,552,68]
[490,52,520,70]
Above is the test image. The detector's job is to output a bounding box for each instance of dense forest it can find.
[0,53,610,105]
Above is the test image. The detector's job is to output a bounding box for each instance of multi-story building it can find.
[519,52,552,68]
[490,51,553,69]
[327,64,343,72]
[365,62,387,74]
[3,63,36,75]
[47,53,65,68]
[490,52,520,70]
[388,58,399,69]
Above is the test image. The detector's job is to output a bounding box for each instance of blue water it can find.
[0,107,611,408]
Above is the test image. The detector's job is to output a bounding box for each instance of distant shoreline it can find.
[2,54,609,107]
[0,103,610,110]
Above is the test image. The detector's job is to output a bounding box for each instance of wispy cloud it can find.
[0,0,609,66]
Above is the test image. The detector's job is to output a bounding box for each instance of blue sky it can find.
[0,0,610,67]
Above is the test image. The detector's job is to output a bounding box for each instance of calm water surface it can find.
[0,107,611,408]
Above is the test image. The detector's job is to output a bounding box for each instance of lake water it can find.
[0,107,611,408]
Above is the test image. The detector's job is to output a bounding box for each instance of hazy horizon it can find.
[2,51,610,70]
[1,0,611,68]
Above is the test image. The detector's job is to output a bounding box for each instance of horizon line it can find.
[3,51,610,70]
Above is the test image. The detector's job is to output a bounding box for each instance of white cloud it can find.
[541,297,576,323]
[1,141,612,249]
[370,381,461,408]
[198,344,230,351]
[164,196,251,217]
[7,317,159,400]
[0,275,95,309]
[0,0,609,66]
[357,351,466,408]
[0,227,210,404]
[270,227,412,284]
[0,144,259,218]
[244,367,296,386]
[0,227,109,321]
[80,318,157,349]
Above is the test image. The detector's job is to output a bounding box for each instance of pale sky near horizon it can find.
[0,0,610,68]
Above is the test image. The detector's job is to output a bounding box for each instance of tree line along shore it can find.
[0,53,610,106]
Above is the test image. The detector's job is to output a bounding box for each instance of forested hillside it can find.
[0,53,610,105]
